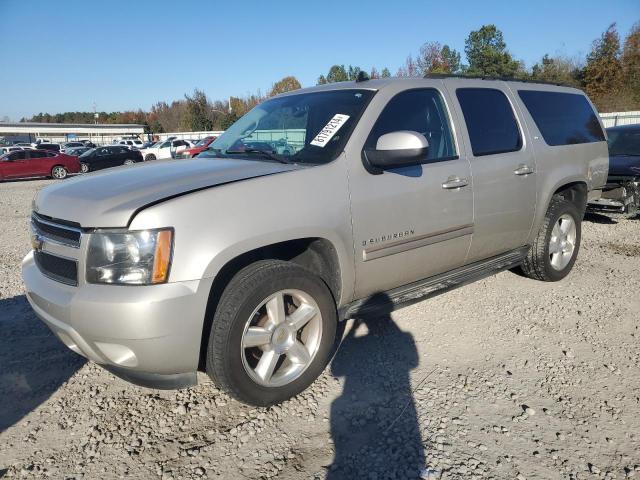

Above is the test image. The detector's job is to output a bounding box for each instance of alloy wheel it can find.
[549,213,576,270]
[241,289,322,388]
[52,166,67,179]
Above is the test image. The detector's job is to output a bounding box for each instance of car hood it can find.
[608,154,640,177]
[34,158,301,227]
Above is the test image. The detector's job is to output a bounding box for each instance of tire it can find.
[51,165,68,180]
[123,159,135,166]
[80,163,89,173]
[206,260,337,406]
[520,195,582,281]
[144,154,156,161]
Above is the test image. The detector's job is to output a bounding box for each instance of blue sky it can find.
[0,0,637,120]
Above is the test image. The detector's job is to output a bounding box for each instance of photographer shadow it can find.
[328,293,425,479]
[0,295,85,432]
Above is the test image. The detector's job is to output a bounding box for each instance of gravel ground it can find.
[1,179,639,480]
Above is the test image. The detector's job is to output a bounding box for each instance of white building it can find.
[0,122,146,145]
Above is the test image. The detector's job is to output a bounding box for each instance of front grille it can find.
[34,250,78,286]
[31,213,81,248]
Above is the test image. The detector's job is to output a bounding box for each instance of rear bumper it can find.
[22,251,213,389]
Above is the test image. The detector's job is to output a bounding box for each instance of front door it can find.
[349,86,474,299]
[1,151,29,178]
[446,81,537,263]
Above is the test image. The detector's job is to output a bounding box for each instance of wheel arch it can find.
[550,180,588,215]
[197,237,343,370]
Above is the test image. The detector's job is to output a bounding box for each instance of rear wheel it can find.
[123,159,135,165]
[80,163,89,173]
[51,165,68,179]
[206,260,337,406]
[520,195,582,281]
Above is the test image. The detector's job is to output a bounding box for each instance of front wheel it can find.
[123,159,135,165]
[520,196,582,281]
[80,163,89,173]
[51,165,68,179]
[144,154,156,161]
[206,260,337,406]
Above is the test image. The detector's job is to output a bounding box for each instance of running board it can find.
[339,246,529,320]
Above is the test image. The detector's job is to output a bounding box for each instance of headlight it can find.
[86,229,173,285]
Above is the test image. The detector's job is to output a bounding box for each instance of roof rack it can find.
[423,73,574,88]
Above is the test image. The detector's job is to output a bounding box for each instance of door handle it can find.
[442,176,469,190]
[514,164,535,176]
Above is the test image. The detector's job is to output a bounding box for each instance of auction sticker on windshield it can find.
[310,114,350,147]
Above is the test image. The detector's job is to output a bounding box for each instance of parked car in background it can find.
[81,140,97,148]
[115,139,144,149]
[36,143,62,152]
[62,142,86,153]
[79,145,143,173]
[31,138,51,146]
[140,141,155,149]
[14,142,35,148]
[139,138,192,161]
[176,136,217,158]
[588,124,640,215]
[0,149,80,180]
[0,145,24,155]
[65,146,92,157]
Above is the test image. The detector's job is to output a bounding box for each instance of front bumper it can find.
[22,251,213,389]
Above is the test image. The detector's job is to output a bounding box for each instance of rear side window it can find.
[366,88,457,161]
[518,90,605,146]
[456,88,522,156]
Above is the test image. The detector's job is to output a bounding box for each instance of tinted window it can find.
[366,88,457,161]
[607,128,640,156]
[518,90,605,146]
[9,151,27,160]
[29,150,46,159]
[456,88,522,156]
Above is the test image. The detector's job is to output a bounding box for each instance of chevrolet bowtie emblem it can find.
[31,233,44,251]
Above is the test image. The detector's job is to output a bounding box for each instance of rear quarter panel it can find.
[507,84,608,240]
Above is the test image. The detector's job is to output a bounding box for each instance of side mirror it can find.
[364,131,429,171]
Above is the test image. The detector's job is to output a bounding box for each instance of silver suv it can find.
[22,76,608,406]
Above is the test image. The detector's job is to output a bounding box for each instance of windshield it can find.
[79,148,96,158]
[200,89,375,164]
[608,129,640,156]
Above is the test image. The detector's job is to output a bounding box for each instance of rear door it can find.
[26,149,50,176]
[446,80,537,263]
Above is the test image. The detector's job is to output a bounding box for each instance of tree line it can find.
[20,22,639,132]
[316,23,639,112]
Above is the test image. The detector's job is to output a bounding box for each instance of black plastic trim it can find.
[339,246,529,320]
[100,364,197,390]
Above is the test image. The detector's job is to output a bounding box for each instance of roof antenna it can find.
[355,70,370,82]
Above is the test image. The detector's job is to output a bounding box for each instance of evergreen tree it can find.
[464,24,520,77]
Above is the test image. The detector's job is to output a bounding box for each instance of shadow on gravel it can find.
[584,211,618,224]
[0,295,85,432]
[328,293,425,479]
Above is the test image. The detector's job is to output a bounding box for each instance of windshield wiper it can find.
[226,148,294,164]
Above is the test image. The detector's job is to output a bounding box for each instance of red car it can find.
[179,136,217,158]
[0,149,80,181]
